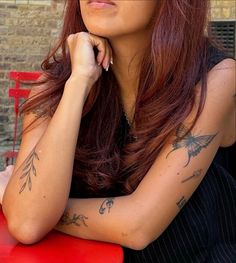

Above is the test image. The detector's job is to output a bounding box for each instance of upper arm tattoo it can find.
[19,146,39,194]
[166,124,218,167]
[25,99,52,119]
[28,106,51,119]
[176,196,187,210]
[181,169,203,183]
[99,198,115,215]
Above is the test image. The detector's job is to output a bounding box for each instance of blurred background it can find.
[0,0,235,171]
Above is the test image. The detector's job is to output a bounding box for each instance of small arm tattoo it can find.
[19,147,39,194]
[176,196,187,210]
[181,169,203,183]
[26,103,52,119]
[166,124,218,167]
[99,198,115,215]
[59,212,88,227]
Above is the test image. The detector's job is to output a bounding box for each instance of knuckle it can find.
[77,31,88,38]
[67,34,74,43]
[78,31,86,36]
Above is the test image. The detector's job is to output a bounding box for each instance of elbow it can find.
[124,223,158,250]
[7,219,46,245]
[126,231,154,251]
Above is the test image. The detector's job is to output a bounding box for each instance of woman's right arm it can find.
[2,76,89,244]
[2,32,113,244]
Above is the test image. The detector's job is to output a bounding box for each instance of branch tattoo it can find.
[166,124,217,167]
[19,147,39,194]
[59,212,88,227]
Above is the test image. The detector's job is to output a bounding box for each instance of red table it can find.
[0,208,124,263]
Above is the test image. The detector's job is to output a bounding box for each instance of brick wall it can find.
[0,0,64,170]
[0,0,235,170]
[211,0,236,20]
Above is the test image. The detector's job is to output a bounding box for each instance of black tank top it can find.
[69,43,236,262]
[123,46,236,262]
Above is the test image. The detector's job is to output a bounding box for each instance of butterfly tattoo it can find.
[166,124,218,167]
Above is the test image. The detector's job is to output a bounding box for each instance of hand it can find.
[0,165,14,205]
[67,31,113,87]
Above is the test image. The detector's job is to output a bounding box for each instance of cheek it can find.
[118,3,156,31]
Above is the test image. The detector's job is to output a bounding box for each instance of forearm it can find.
[2,77,89,236]
[54,195,144,250]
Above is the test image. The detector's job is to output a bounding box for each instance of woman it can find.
[1,0,235,262]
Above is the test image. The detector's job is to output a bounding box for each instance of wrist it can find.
[64,75,93,102]
[67,74,94,88]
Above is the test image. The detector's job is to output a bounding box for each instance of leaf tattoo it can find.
[99,198,115,215]
[59,213,88,227]
[19,147,39,194]
[166,124,218,167]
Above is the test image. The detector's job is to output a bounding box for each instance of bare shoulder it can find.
[206,58,235,95]
[202,58,235,146]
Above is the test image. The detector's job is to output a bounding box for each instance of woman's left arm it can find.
[54,59,235,250]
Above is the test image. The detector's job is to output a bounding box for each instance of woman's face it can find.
[79,0,158,38]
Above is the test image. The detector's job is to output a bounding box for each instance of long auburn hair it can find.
[19,0,223,197]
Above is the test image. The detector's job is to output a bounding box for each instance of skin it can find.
[1,0,235,250]
[80,0,158,123]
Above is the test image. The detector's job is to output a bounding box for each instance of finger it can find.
[109,45,113,65]
[108,45,113,65]
[102,45,111,70]
[66,34,76,63]
[88,33,106,65]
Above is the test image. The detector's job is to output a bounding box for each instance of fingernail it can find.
[110,58,113,65]
[105,65,110,71]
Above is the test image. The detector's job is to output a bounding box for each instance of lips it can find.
[88,0,115,5]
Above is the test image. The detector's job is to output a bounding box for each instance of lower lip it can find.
[88,2,115,9]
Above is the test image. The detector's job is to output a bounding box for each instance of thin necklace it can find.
[121,106,138,140]
[121,105,133,127]
[123,110,132,127]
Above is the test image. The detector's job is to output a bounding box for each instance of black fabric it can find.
[123,46,236,262]
[68,42,236,262]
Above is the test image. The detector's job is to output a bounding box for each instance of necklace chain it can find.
[121,101,139,141]
[123,110,132,127]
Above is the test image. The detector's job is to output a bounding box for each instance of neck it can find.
[108,28,152,103]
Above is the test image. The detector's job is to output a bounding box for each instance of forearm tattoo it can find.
[166,124,217,167]
[59,212,88,227]
[19,146,39,194]
[99,198,115,215]
[176,196,187,210]
[181,169,203,183]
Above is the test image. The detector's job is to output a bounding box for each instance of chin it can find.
[85,24,119,38]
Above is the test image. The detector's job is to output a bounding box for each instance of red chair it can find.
[2,71,41,166]
[0,208,124,263]
[1,71,124,262]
